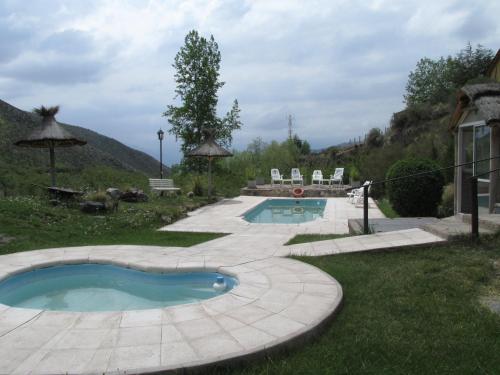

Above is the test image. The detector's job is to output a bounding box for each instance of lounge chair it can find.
[271,169,284,185]
[354,183,372,207]
[348,181,371,204]
[311,170,324,185]
[330,168,344,189]
[291,168,304,186]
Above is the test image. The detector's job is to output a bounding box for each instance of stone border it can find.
[238,197,331,224]
[0,246,342,374]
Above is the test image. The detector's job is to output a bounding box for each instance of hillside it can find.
[0,99,163,193]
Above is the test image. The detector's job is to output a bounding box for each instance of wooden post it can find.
[489,126,499,213]
[49,145,56,187]
[363,185,369,234]
[207,156,212,199]
[471,176,478,238]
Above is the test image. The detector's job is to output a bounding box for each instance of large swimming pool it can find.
[244,198,326,224]
[0,264,238,312]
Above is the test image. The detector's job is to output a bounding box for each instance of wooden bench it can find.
[149,179,180,194]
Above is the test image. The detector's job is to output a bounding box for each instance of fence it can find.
[356,155,500,237]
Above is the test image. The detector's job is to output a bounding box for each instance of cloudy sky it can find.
[1,0,499,165]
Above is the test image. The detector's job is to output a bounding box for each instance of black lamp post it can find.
[157,129,164,179]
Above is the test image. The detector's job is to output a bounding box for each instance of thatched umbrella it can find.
[188,130,233,199]
[14,106,86,187]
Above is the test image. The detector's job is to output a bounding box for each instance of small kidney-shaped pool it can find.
[0,264,238,312]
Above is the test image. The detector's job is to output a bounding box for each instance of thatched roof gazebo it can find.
[188,130,232,199]
[14,106,86,187]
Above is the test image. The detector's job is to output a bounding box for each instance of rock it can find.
[0,234,14,245]
[161,215,173,224]
[80,201,107,213]
[120,188,148,202]
[106,188,122,200]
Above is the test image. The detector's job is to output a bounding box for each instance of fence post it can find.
[470,176,478,238]
[363,185,369,234]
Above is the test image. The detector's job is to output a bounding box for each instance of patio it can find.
[0,196,445,374]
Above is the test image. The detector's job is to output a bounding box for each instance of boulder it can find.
[120,188,148,202]
[106,188,122,200]
[80,201,107,213]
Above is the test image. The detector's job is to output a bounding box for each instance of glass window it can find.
[475,125,490,179]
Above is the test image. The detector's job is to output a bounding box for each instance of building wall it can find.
[489,56,500,82]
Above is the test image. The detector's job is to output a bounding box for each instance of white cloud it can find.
[0,0,498,165]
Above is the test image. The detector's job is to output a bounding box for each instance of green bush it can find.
[192,176,204,197]
[386,158,444,217]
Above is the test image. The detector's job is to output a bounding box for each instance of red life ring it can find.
[292,187,305,198]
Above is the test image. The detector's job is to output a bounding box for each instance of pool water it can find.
[0,264,238,312]
[244,199,326,224]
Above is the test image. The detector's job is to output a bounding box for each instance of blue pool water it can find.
[0,264,238,312]
[244,199,326,224]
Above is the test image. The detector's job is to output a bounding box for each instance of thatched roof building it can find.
[450,82,500,129]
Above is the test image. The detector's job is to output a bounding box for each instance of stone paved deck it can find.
[0,196,446,374]
[0,246,341,374]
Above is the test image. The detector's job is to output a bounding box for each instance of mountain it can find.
[0,99,162,176]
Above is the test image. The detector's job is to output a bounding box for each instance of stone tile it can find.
[212,314,246,331]
[169,304,209,323]
[120,309,162,327]
[252,314,305,338]
[54,328,111,349]
[0,308,41,326]
[190,332,242,359]
[0,349,34,373]
[176,317,222,340]
[161,340,199,366]
[108,344,161,372]
[0,325,61,349]
[229,325,275,350]
[202,294,251,314]
[226,304,273,325]
[82,348,113,373]
[35,348,96,374]
[116,326,161,347]
[73,311,122,329]
[161,324,184,343]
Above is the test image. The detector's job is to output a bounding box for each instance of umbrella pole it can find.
[49,145,56,187]
[208,157,212,199]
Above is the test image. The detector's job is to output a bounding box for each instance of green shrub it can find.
[84,191,108,203]
[192,176,204,197]
[438,183,454,217]
[386,158,444,217]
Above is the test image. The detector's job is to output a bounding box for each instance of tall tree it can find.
[404,43,494,105]
[163,30,242,161]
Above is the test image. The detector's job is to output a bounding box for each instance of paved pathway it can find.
[161,196,444,258]
[0,196,445,374]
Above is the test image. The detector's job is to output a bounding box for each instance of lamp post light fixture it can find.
[157,128,164,179]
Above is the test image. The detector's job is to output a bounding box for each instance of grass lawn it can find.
[284,233,351,245]
[1,196,499,373]
[376,197,400,218]
[0,196,224,254]
[213,237,500,374]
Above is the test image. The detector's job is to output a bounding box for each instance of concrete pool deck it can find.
[0,196,445,374]
[0,246,341,374]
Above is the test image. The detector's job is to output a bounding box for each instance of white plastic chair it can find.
[354,183,372,207]
[271,169,283,185]
[348,181,371,204]
[311,170,324,185]
[330,168,344,188]
[291,168,304,186]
